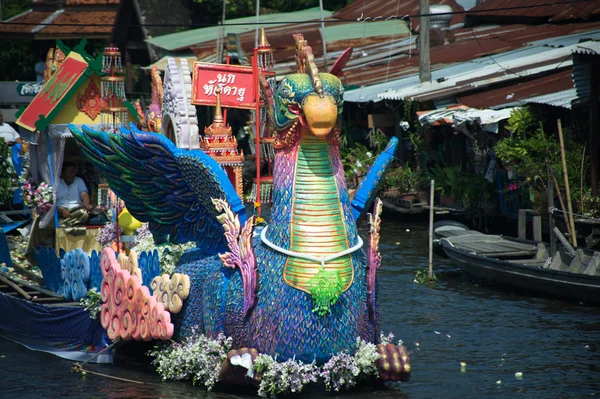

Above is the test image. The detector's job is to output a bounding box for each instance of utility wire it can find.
[0,0,593,28]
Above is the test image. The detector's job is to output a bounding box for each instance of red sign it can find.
[16,53,88,131]
[191,62,256,110]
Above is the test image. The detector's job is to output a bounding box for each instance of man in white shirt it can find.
[0,111,21,145]
[56,162,91,223]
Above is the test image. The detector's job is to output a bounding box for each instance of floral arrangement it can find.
[148,329,232,390]
[254,354,318,397]
[80,287,102,319]
[320,337,381,391]
[96,222,123,247]
[21,178,53,213]
[148,331,395,396]
[133,233,195,275]
[133,223,152,246]
[0,139,17,204]
[319,352,359,391]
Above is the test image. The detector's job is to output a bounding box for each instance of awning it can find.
[417,105,517,133]
[142,54,198,71]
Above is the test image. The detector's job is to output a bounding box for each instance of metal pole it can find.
[428,179,434,279]
[419,0,431,83]
[255,0,260,48]
[319,0,328,70]
[548,179,556,256]
[220,0,227,63]
[253,52,261,216]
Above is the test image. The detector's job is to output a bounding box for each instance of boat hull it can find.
[441,240,600,305]
[0,292,112,363]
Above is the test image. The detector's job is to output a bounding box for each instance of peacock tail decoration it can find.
[69,34,401,365]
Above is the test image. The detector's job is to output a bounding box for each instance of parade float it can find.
[68,33,410,394]
[0,41,143,364]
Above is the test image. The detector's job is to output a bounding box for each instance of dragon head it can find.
[263,34,344,144]
[274,72,343,137]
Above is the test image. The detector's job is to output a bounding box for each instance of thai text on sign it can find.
[191,62,256,109]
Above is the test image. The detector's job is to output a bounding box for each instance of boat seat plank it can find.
[507,259,547,266]
[456,241,537,257]
[436,230,485,239]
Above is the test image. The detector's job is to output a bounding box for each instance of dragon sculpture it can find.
[69,34,409,381]
[134,66,163,133]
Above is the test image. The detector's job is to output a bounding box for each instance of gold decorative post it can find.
[201,87,245,198]
[100,45,128,133]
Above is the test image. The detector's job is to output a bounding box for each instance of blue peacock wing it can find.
[68,123,246,254]
[351,136,399,221]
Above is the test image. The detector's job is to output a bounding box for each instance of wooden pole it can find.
[550,171,574,243]
[580,142,586,214]
[0,274,31,300]
[518,209,527,240]
[533,216,542,242]
[419,0,431,83]
[547,179,556,257]
[428,179,434,279]
[557,119,577,247]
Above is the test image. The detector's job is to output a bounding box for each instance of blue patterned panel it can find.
[89,250,103,291]
[60,248,91,301]
[33,246,63,295]
[139,249,161,288]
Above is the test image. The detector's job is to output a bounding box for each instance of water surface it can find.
[1,220,599,398]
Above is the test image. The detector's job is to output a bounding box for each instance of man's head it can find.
[61,161,78,184]
[0,111,4,125]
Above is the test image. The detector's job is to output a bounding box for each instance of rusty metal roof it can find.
[467,0,600,22]
[344,21,600,101]
[332,0,466,30]
[457,69,574,108]
[0,2,118,38]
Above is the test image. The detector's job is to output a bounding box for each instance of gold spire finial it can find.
[259,27,270,48]
[214,86,224,125]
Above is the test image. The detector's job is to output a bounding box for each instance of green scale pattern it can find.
[283,134,353,293]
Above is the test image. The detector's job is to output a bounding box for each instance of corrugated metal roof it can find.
[525,88,577,109]
[378,43,582,101]
[467,0,600,22]
[571,52,596,105]
[418,105,516,127]
[457,69,574,109]
[572,41,600,54]
[146,7,333,51]
[344,22,600,102]
[324,19,408,42]
[332,0,465,31]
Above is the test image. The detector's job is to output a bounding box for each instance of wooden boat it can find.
[440,229,600,305]
[0,229,112,363]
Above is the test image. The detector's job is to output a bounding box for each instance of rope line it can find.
[0,0,592,28]
[550,207,600,222]
[260,226,364,268]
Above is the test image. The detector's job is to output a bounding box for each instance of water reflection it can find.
[1,219,599,399]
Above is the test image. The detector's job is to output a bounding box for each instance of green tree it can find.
[0,0,35,81]
[190,0,354,19]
